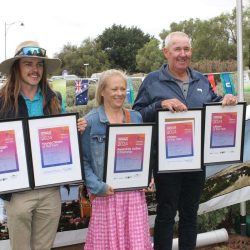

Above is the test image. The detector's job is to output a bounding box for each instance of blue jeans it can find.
[153,170,205,250]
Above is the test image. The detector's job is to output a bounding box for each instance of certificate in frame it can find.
[157,108,204,173]
[204,102,246,165]
[104,123,153,191]
[0,118,31,194]
[26,113,84,188]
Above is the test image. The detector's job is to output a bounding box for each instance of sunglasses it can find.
[15,47,46,57]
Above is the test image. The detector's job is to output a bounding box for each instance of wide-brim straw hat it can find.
[0,40,61,75]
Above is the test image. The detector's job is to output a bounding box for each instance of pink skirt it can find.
[84,191,153,250]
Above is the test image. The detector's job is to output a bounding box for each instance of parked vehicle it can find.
[50,75,79,81]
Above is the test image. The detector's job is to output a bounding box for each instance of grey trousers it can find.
[4,187,61,250]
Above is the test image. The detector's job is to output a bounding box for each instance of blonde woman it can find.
[82,69,153,250]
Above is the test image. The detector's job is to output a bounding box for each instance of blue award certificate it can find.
[210,112,237,148]
[39,126,72,168]
[0,130,19,174]
[165,121,194,159]
[114,133,145,173]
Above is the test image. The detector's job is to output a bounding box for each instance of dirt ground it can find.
[198,234,250,250]
[53,234,250,250]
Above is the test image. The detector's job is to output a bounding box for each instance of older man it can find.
[133,31,237,250]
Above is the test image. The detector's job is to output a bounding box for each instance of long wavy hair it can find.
[0,59,61,116]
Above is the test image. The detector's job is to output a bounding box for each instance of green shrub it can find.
[88,84,96,100]
[197,208,229,233]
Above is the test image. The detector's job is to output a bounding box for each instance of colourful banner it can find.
[220,73,236,95]
[51,79,67,106]
[207,74,217,93]
[126,78,135,104]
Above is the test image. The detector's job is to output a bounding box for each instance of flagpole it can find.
[236,0,247,236]
[237,0,244,102]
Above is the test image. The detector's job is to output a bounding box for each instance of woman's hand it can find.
[143,178,155,192]
[104,185,114,196]
[90,185,114,201]
[77,118,87,133]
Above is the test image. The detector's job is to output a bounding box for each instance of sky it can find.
[0,0,244,63]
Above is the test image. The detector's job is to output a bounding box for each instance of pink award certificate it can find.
[114,133,145,173]
[39,126,72,168]
[0,130,19,174]
[210,112,237,148]
[165,121,194,158]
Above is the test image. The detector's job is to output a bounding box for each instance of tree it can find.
[136,38,165,73]
[97,24,151,73]
[159,18,199,42]
[159,14,237,62]
[55,38,110,77]
[53,7,250,74]
[54,43,78,75]
[195,14,236,61]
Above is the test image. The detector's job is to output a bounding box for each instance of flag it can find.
[220,73,236,95]
[207,74,217,93]
[75,80,83,94]
[75,79,89,105]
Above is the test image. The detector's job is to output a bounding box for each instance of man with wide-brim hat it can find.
[0,40,61,75]
[0,40,63,250]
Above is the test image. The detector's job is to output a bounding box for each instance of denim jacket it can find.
[81,105,143,196]
[133,64,223,122]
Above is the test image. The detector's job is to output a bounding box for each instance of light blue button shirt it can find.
[22,88,44,117]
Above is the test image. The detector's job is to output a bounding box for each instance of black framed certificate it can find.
[104,123,153,191]
[26,113,84,188]
[157,108,204,173]
[0,118,31,194]
[203,102,246,165]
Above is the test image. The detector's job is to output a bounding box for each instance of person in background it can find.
[0,40,86,250]
[82,69,153,250]
[133,31,237,250]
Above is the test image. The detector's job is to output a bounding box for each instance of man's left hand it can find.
[222,94,238,106]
